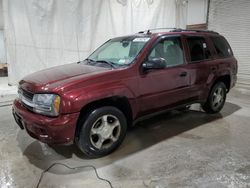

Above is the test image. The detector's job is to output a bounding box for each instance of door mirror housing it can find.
[142,57,167,71]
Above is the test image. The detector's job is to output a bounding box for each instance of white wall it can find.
[0,30,5,63]
[0,0,5,64]
[0,0,3,29]
[187,0,208,25]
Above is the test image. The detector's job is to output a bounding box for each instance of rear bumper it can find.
[12,99,80,144]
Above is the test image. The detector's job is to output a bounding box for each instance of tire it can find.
[76,106,127,158]
[202,82,227,114]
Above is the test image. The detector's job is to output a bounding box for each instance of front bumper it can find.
[12,99,80,144]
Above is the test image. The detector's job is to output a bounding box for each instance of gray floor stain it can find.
[237,165,250,176]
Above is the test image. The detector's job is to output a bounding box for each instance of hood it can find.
[20,63,110,91]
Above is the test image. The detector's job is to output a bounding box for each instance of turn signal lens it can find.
[53,95,61,114]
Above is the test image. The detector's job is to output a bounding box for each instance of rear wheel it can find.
[202,82,227,114]
[76,106,127,158]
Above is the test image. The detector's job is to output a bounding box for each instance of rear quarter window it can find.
[211,36,233,58]
[187,36,212,62]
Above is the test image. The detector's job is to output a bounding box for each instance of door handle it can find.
[179,71,187,77]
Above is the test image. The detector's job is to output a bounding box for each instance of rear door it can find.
[184,35,214,101]
[138,36,191,114]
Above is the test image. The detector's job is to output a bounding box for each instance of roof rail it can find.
[138,27,181,34]
[171,28,219,34]
[138,28,219,35]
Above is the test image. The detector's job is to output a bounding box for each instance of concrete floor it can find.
[1,88,250,188]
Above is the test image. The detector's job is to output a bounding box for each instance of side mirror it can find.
[142,57,167,71]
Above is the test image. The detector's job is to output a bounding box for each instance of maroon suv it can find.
[13,29,237,157]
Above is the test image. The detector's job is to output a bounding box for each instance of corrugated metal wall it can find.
[208,0,250,89]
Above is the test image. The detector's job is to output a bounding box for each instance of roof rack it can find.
[138,27,180,34]
[138,28,219,35]
[171,28,219,34]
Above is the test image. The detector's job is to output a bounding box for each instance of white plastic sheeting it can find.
[0,30,5,63]
[3,0,187,84]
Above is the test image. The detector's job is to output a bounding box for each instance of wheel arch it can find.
[75,96,133,139]
[213,74,231,92]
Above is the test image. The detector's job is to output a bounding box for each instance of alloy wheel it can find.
[90,114,121,150]
[212,87,225,109]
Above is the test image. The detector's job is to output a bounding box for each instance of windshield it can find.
[87,36,150,67]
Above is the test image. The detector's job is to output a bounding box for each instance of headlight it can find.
[32,94,61,116]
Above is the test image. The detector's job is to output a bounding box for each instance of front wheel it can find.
[76,106,127,158]
[202,82,227,114]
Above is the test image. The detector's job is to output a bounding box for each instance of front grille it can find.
[18,88,34,111]
[21,88,34,101]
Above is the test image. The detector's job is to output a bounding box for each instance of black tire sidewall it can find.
[204,82,227,113]
[77,106,127,158]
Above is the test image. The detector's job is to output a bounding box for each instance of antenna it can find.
[75,6,81,63]
[75,31,80,62]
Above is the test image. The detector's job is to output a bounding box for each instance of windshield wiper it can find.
[77,58,94,64]
[84,58,116,68]
[95,60,116,68]
[85,58,95,63]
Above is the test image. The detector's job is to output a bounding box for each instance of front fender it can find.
[62,82,138,116]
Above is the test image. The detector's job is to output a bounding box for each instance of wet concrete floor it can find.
[0,88,250,188]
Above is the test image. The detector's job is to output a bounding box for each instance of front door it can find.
[138,36,190,114]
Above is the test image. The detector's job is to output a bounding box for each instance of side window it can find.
[211,36,232,58]
[149,37,184,67]
[187,37,211,62]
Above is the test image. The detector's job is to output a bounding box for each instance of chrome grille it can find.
[20,88,34,101]
[18,88,34,111]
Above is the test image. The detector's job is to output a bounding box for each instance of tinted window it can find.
[211,36,232,58]
[187,37,211,62]
[149,37,184,67]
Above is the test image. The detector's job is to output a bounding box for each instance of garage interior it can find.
[1,0,250,187]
